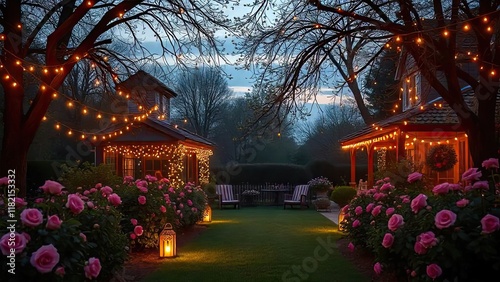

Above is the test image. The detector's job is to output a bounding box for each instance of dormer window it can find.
[403,72,421,111]
[155,93,169,119]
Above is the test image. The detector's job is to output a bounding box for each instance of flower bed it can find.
[341,159,500,281]
[0,170,208,281]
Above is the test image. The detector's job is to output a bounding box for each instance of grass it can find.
[143,206,370,282]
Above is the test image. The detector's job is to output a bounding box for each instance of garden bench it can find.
[283,185,309,209]
[216,184,240,209]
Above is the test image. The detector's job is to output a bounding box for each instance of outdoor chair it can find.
[216,184,240,209]
[283,185,309,209]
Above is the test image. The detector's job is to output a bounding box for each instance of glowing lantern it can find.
[203,204,212,222]
[338,209,347,232]
[159,223,176,258]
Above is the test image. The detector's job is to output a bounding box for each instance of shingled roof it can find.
[339,87,479,144]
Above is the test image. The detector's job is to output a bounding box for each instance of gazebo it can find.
[93,71,214,186]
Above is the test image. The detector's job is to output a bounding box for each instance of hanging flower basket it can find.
[425,144,457,172]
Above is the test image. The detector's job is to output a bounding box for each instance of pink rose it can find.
[379,183,394,192]
[107,193,122,207]
[472,181,489,190]
[179,203,184,209]
[374,262,383,275]
[0,232,27,255]
[388,214,405,231]
[371,205,382,217]
[418,231,438,248]
[341,205,350,213]
[480,214,500,234]
[35,197,44,203]
[15,197,27,208]
[80,233,87,242]
[352,219,361,228]
[373,193,386,201]
[0,177,8,186]
[456,198,469,208]
[348,242,355,252]
[130,233,136,240]
[138,195,147,205]
[84,257,101,279]
[435,209,457,229]
[462,168,482,182]
[55,266,65,277]
[89,188,97,193]
[30,244,60,273]
[87,201,95,209]
[407,172,423,183]
[66,194,85,214]
[381,233,394,248]
[482,158,499,169]
[134,225,144,236]
[130,218,138,226]
[449,184,462,191]
[20,208,43,227]
[400,195,410,204]
[160,205,167,213]
[39,180,64,195]
[187,199,193,206]
[95,183,103,189]
[386,207,395,216]
[411,194,427,214]
[432,182,450,195]
[138,186,148,193]
[414,241,427,254]
[355,206,363,215]
[426,264,442,280]
[46,215,63,230]
[365,203,374,213]
[100,186,113,195]
[383,177,390,182]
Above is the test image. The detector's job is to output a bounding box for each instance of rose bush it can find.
[342,159,500,281]
[0,180,127,281]
[117,176,207,250]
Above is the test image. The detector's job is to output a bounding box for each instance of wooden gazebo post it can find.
[367,143,375,189]
[349,148,356,187]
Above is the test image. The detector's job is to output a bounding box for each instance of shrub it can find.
[59,162,122,190]
[0,179,127,281]
[330,186,357,207]
[117,176,206,250]
[342,161,500,281]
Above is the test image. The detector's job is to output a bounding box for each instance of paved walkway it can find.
[318,201,340,224]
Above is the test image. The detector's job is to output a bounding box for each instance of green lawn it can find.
[143,206,370,282]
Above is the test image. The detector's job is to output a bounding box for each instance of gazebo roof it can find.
[340,88,476,145]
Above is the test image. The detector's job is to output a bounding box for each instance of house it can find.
[339,44,484,188]
[93,71,214,186]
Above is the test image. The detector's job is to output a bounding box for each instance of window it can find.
[403,73,420,111]
[123,155,135,178]
[155,94,169,119]
[183,153,197,184]
[103,151,116,169]
[144,158,169,179]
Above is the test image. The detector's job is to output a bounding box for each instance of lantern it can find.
[159,223,176,258]
[338,209,346,231]
[203,204,212,222]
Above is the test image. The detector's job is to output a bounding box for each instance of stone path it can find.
[318,201,340,224]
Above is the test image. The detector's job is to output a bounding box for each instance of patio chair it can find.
[283,185,309,209]
[216,184,240,209]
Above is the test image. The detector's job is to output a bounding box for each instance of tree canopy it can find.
[236,0,500,166]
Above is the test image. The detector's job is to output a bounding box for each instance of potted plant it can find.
[307,176,333,198]
[313,197,332,211]
[242,189,260,206]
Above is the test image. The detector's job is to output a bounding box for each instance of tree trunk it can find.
[1,122,31,198]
